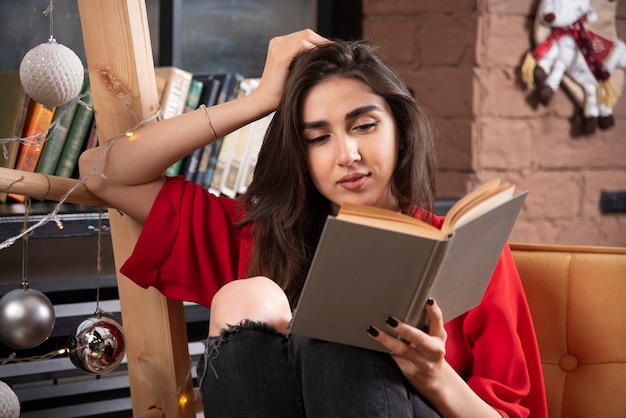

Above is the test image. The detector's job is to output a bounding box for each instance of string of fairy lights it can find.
[0,1,200,414]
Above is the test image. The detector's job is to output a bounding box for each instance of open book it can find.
[289,178,528,351]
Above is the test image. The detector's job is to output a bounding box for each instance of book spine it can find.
[54,92,94,178]
[189,77,221,184]
[404,240,450,330]
[36,100,79,175]
[200,73,243,189]
[219,122,254,198]
[0,78,29,203]
[8,101,56,202]
[158,67,193,119]
[167,78,203,177]
[237,112,273,195]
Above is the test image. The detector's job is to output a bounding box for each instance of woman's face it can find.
[301,77,400,214]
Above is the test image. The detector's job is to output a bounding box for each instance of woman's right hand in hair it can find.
[253,29,329,113]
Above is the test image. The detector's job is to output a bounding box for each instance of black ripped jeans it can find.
[196,321,441,417]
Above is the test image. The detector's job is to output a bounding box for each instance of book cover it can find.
[8,99,56,202]
[54,78,94,178]
[289,179,528,352]
[0,73,29,203]
[167,77,204,177]
[215,78,260,197]
[181,76,222,182]
[155,66,193,120]
[35,76,89,175]
[202,72,243,190]
[236,112,273,195]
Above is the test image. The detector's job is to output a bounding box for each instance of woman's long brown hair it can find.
[240,40,437,306]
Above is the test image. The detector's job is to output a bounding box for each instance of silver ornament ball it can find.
[0,287,56,349]
[68,315,125,375]
[19,39,84,108]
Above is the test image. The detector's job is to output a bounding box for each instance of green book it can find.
[36,94,81,175]
[54,77,94,178]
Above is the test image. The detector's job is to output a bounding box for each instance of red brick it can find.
[481,15,532,67]
[435,171,472,198]
[481,67,540,117]
[418,15,477,66]
[582,171,626,216]
[402,67,474,117]
[485,0,537,16]
[435,118,473,170]
[362,16,418,65]
[511,171,583,219]
[477,119,533,169]
[533,118,626,168]
[363,0,476,15]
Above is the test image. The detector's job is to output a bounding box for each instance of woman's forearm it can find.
[81,92,273,187]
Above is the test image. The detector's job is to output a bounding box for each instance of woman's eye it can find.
[306,134,330,144]
[354,121,378,132]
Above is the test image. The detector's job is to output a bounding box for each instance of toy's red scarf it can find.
[532,17,613,81]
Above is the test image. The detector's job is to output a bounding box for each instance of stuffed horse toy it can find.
[522,0,626,134]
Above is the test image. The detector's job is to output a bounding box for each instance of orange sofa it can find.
[511,243,626,418]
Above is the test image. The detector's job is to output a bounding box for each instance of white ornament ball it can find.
[0,380,20,418]
[19,39,84,108]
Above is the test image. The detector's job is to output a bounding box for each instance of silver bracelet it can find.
[199,104,218,141]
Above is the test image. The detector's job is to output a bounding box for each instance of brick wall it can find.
[362,0,626,246]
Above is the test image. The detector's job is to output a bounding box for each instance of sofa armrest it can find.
[510,243,626,418]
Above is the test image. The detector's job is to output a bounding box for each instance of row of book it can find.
[156,67,273,197]
[0,73,96,203]
[0,67,273,204]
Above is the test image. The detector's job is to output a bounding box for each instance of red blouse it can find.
[121,176,548,417]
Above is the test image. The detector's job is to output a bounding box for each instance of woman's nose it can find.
[336,135,361,166]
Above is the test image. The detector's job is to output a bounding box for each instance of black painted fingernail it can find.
[385,316,398,328]
[366,326,379,337]
[426,297,434,306]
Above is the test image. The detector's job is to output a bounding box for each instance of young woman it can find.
[79,29,547,417]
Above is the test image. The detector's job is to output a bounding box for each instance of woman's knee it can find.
[209,276,292,336]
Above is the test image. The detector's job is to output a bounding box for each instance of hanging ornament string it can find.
[0,92,90,160]
[0,106,163,251]
[95,207,104,317]
[44,0,54,42]
[21,198,31,290]
[0,198,56,350]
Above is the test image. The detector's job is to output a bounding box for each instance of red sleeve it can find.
[444,245,548,417]
[119,176,252,308]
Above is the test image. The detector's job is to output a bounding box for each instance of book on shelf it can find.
[167,77,204,177]
[35,76,89,176]
[214,78,260,197]
[0,72,30,203]
[8,99,57,202]
[83,118,99,151]
[198,72,243,190]
[155,66,193,120]
[289,178,528,352]
[237,112,273,195]
[54,77,94,178]
[180,76,222,182]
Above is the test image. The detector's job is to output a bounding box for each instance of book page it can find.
[441,179,514,235]
[337,203,445,240]
[449,185,516,231]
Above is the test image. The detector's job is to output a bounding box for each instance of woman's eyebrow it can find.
[301,105,383,130]
[345,105,383,121]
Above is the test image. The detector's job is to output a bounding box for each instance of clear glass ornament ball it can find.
[68,315,126,375]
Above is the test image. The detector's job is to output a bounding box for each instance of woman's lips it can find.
[338,172,369,190]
